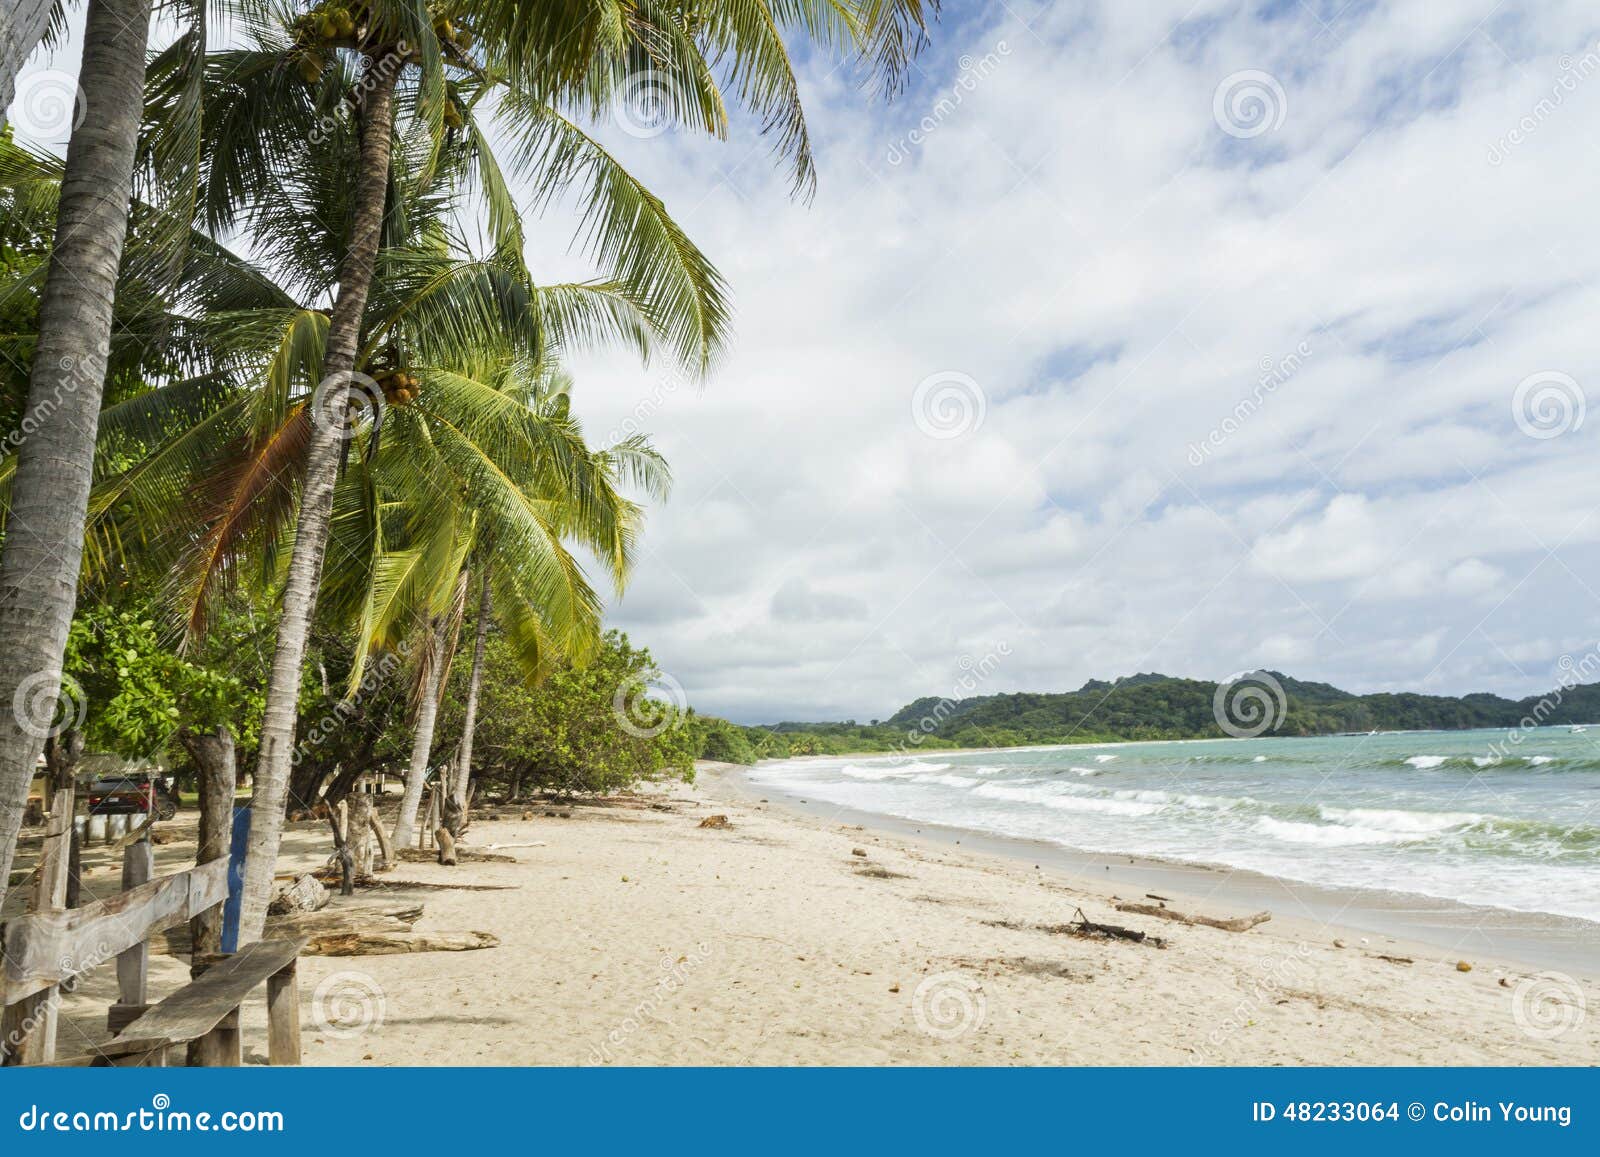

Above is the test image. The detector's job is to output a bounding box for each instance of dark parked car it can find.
[85,772,179,820]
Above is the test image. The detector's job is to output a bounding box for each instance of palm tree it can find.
[0,1,60,124]
[0,0,154,912]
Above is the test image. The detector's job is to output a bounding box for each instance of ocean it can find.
[747,728,1600,927]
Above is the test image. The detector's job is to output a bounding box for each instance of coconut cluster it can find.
[377,369,421,406]
[292,4,360,84]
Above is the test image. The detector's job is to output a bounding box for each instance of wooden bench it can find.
[0,789,306,1067]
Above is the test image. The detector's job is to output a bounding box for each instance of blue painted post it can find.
[219,806,251,953]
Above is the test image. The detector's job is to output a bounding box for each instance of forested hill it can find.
[700,671,1600,761]
[879,672,1600,747]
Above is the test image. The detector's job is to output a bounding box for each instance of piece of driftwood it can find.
[269,873,331,915]
[1114,901,1271,933]
[360,879,520,893]
[435,827,457,865]
[396,846,518,864]
[369,811,393,871]
[1053,907,1169,948]
[302,930,499,957]
[485,841,546,851]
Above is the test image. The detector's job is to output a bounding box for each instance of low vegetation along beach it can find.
[27,760,1595,1066]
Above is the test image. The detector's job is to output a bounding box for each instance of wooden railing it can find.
[1,790,304,1067]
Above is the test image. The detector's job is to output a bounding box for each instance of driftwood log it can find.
[369,812,393,872]
[1114,902,1271,932]
[303,930,498,957]
[269,873,331,916]
[396,845,517,864]
[435,827,457,866]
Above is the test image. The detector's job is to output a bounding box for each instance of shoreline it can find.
[706,761,1600,979]
[37,771,1598,1065]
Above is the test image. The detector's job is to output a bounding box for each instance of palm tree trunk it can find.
[0,0,152,914]
[0,0,57,124]
[391,621,451,849]
[237,56,401,942]
[448,568,491,833]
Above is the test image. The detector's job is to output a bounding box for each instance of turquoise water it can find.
[749,728,1600,923]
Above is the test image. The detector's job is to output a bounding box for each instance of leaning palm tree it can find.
[210,0,935,935]
[0,0,155,911]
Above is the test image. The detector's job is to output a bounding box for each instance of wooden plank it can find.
[266,961,301,1065]
[0,857,229,1004]
[117,939,306,1048]
[116,840,154,1006]
[1,789,73,1065]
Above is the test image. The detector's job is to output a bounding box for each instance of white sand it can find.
[37,767,1599,1065]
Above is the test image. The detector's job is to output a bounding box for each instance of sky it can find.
[12,1,1600,724]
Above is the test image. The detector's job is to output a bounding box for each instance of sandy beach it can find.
[31,762,1598,1066]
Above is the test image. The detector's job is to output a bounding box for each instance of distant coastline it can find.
[696,668,1600,763]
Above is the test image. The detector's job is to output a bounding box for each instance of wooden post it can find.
[1,788,73,1064]
[185,956,243,1068]
[105,837,153,1032]
[266,961,302,1065]
[187,750,236,1067]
